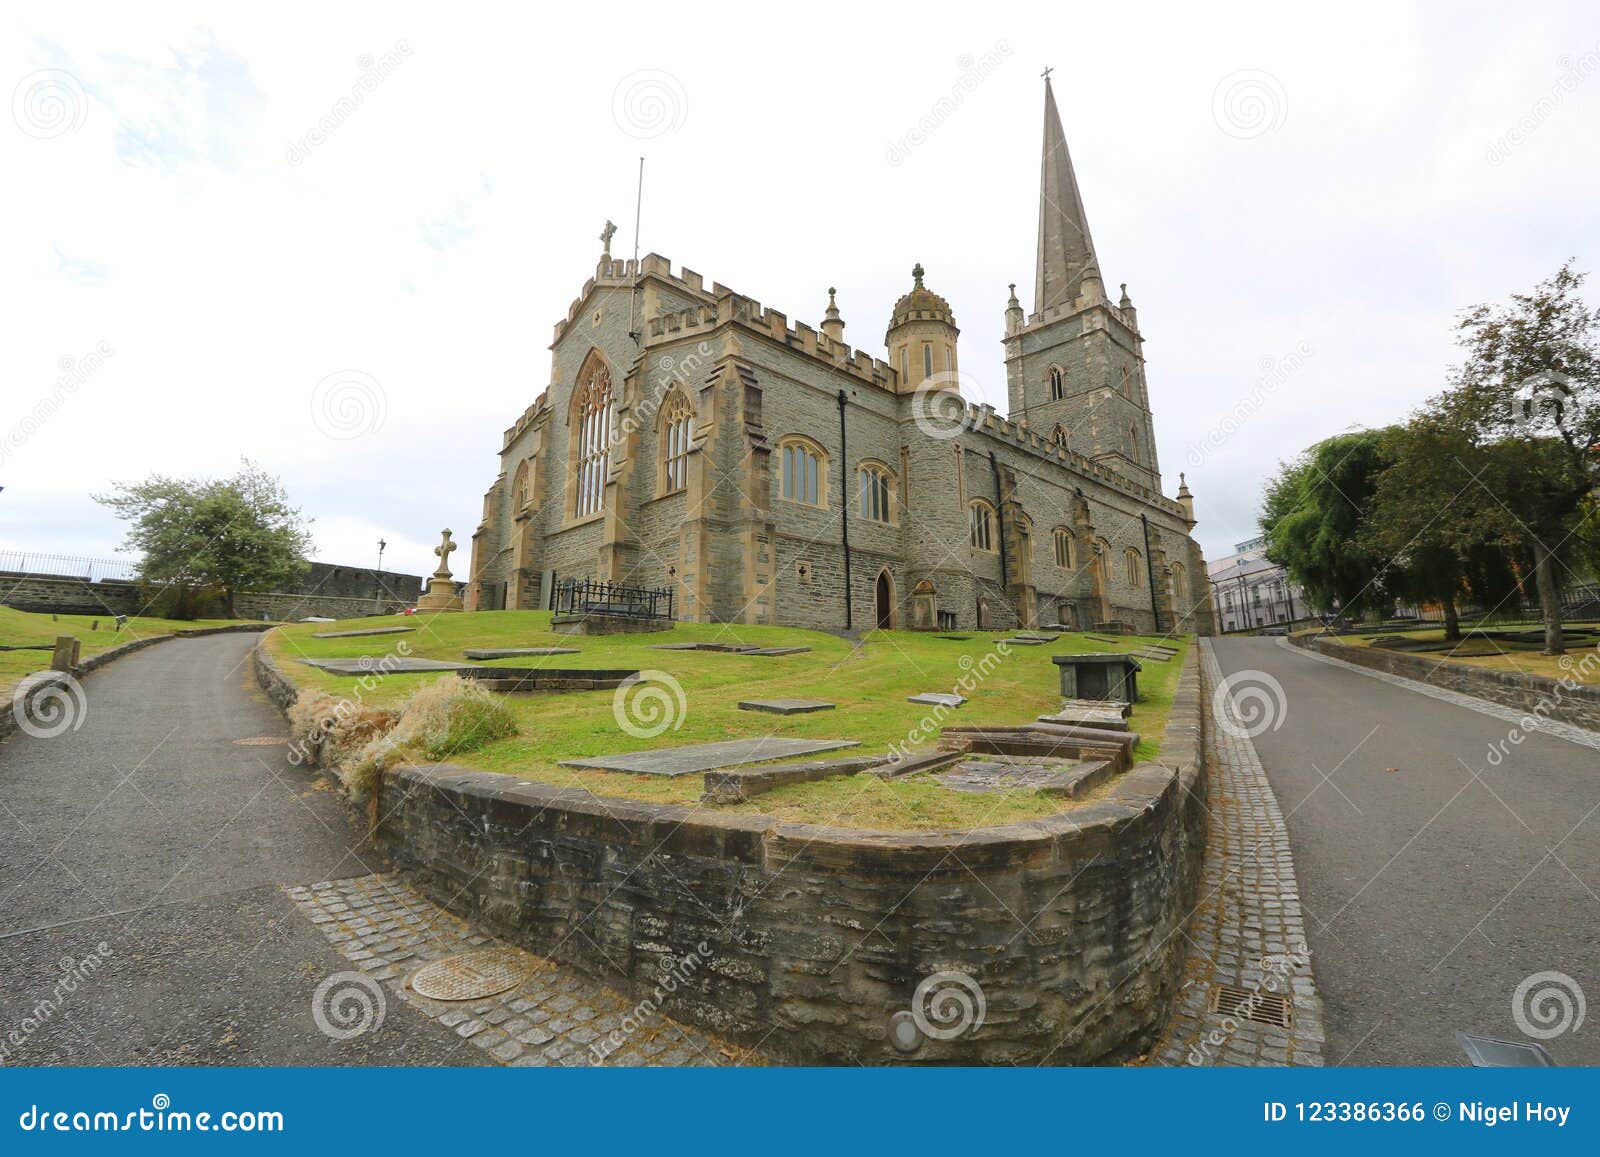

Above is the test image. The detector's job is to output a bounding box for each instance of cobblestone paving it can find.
[1150,641,1327,1066]
[288,874,764,1067]
[1280,637,1600,752]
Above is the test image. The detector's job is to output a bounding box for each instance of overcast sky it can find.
[4,2,1598,577]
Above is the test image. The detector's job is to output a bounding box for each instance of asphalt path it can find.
[1211,637,1599,1066]
[0,633,472,1065]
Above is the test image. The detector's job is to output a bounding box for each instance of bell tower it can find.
[1003,72,1161,491]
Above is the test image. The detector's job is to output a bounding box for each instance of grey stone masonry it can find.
[288,873,759,1067]
[1151,641,1326,1066]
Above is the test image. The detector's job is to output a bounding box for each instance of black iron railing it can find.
[554,577,674,621]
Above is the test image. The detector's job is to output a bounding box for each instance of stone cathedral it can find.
[465,79,1215,636]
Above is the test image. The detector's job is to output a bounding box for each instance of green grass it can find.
[0,605,249,698]
[1325,624,1600,684]
[267,610,1191,831]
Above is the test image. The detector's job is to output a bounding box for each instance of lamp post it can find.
[374,538,387,613]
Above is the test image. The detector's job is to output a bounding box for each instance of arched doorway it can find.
[874,569,895,629]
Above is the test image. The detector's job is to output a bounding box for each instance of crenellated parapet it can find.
[951,402,1188,521]
[645,288,899,392]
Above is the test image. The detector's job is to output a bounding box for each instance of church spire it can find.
[1034,70,1099,315]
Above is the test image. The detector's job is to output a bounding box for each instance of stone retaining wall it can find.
[370,649,1208,1066]
[1293,634,1600,732]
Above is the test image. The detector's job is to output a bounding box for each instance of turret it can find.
[885,262,959,394]
[1119,282,1138,329]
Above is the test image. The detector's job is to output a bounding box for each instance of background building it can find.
[1207,535,1307,631]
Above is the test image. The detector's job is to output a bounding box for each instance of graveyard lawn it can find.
[0,605,250,699]
[1321,625,1600,684]
[267,611,1192,831]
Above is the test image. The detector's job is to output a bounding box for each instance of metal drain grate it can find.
[233,736,288,745]
[409,947,537,1002]
[1210,983,1293,1028]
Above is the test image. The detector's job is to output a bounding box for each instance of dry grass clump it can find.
[349,675,517,795]
[286,693,400,790]
[287,675,516,798]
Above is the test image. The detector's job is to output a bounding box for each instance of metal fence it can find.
[0,550,140,582]
[553,577,674,620]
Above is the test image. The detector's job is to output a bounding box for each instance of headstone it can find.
[562,737,859,777]
[737,698,836,715]
[50,635,80,672]
[908,692,967,708]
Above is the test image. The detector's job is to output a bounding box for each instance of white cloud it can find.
[3,2,1598,575]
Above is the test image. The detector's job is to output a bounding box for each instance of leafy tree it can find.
[1365,417,1482,641]
[1259,428,1399,618]
[95,460,312,619]
[1439,262,1599,653]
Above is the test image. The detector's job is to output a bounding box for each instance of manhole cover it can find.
[409,947,536,1002]
[233,736,288,746]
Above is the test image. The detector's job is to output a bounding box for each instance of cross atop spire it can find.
[1034,73,1099,316]
[1041,65,1053,81]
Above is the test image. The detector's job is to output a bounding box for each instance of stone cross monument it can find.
[415,528,464,612]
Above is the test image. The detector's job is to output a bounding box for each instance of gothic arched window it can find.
[1048,366,1064,400]
[660,391,693,494]
[1053,527,1074,569]
[1051,423,1069,448]
[1129,425,1141,465]
[571,356,612,518]
[512,458,531,513]
[1125,547,1143,587]
[969,500,996,552]
[857,462,893,524]
[779,435,827,507]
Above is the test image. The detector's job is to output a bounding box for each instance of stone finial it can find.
[1004,281,1025,337]
[600,219,617,258]
[912,262,925,287]
[821,286,845,342]
[1119,282,1132,308]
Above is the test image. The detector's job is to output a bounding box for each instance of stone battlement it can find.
[646,292,899,391]
[962,403,1187,519]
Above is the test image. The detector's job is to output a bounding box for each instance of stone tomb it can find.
[562,737,859,777]
[1053,653,1141,703]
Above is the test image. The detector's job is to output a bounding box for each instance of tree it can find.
[1366,417,1480,641]
[1259,428,1399,618]
[1442,262,1599,653]
[96,460,312,619]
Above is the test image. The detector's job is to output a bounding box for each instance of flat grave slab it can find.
[1012,632,1060,642]
[745,646,811,656]
[463,647,580,659]
[310,626,417,639]
[562,737,859,777]
[908,692,967,708]
[934,634,973,641]
[1086,634,1121,643]
[300,657,469,674]
[737,698,835,715]
[1004,636,1048,645]
[1038,708,1129,731]
[931,757,1112,798]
